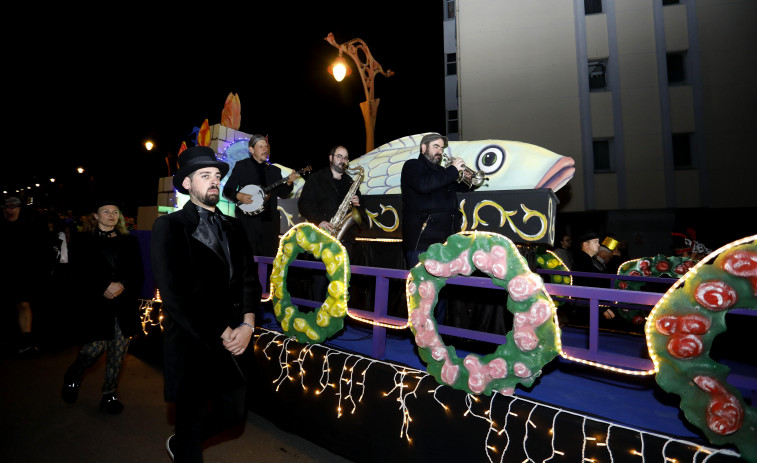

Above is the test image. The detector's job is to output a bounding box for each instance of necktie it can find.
[207,213,224,241]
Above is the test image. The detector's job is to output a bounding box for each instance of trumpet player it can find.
[401,133,473,270]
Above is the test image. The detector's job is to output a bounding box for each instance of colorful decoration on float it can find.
[614,255,696,324]
[458,199,550,241]
[271,222,350,343]
[348,133,576,194]
[197,119,211,147]
[616,255,695,291]
[645,236,757,462]
[220,92,241,130]
[533,247,572,306]
[364,203,399,233]
[406,232,561,396]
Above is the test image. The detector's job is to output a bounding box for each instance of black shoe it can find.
[99,393,124,414]
[166,434,175,461]
[61,381,80,404]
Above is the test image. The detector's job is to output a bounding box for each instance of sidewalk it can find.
[0,341,352,463]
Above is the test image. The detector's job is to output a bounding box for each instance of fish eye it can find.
[475,145,506,174]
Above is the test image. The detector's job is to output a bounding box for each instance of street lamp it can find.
[325,32,394,153]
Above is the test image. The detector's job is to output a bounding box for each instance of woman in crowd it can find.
[61,200,143,414]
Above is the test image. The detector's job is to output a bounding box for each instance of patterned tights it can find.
[64,320,130,394]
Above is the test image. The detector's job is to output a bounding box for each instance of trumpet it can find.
[441,153,486,187]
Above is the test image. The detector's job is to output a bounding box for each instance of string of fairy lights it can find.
[252,327,741,462]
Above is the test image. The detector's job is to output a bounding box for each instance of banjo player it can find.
[222,134,299,258]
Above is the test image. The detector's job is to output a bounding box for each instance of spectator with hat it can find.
[152,146,261,462]
[60,199,144,414]
[572,230,616,320]
[595,236,623,274]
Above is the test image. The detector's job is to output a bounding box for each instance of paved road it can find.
[0,341,352,463]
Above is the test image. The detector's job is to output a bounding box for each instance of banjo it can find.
[237,166,311,216]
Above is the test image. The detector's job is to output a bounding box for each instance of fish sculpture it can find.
[218,134,574,198]
[344,133,575,196]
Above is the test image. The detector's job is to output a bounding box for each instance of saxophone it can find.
[328,165,364,241]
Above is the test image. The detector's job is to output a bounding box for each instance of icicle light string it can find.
[253,328,742,462]
[522,403,539,462]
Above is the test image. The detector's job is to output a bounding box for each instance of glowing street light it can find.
[77,167,85,174]
[145,140,154,151]
[328,56,352,82]
[325,32,394,153]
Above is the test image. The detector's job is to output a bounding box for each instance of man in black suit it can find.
[151,146,262,462]
[400,133,471,269]
[222,134,297,257]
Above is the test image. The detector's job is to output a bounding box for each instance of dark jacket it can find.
[151,201,261,402]
[69,231,144,342]
[400,153,469,254]
[297,167,362,229]
[222,157,293,223]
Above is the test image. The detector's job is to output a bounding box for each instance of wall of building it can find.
[450,0,756,212]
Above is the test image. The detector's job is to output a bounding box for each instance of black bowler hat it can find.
[578,231,598,243]
[173,146,229,194]
[92,199,122,212]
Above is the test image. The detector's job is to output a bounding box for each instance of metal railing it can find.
[255,257,756,396]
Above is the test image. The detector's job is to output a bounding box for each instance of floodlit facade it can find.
[443,0,756,212]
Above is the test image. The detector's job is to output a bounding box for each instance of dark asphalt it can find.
[0,337,353,463]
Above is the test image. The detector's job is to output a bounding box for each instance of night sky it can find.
[6,1,444,215]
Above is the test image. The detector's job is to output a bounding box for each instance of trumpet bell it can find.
[468,169,486,187]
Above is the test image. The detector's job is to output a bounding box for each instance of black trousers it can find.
[172,385,247,463]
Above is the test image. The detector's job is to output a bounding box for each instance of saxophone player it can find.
[298,145,362,302]
[297,145,362,248]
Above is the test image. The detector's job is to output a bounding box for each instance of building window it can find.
[667,53,686,84]
[593,139,613,172]
[446,53,457,76]
[662,0,680,5]
[446,0,455,19]
[447,110,459,134]
[672,133,693,168]
[588,60,608,91]
[585,0,603,14]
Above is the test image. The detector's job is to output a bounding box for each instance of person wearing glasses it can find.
[297,145,363,301]
[297,145,362,242]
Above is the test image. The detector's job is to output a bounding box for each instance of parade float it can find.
[135,95,756,462]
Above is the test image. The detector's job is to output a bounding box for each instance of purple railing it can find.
[255,257,756,396]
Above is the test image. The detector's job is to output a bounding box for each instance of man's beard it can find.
[332,161,346,173]
[424,151,442,165]
[193,188,220,207]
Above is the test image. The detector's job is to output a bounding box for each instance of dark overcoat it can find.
[150,201,261,402]
[69,231,144,342]
[297,167,363,233]
[400,153,470,255]
[221,157,292,223]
